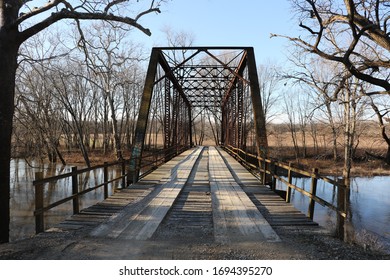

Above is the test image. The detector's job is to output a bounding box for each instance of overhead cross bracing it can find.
[159,47,249,108]
[129,47,268,184]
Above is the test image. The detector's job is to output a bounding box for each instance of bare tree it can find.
[258,61,282,124]
[0,0,163,243]
[283,53,346,160]
[274,0,390,95]
[284,91,300,160]
[81,22,146,160]
[50,62,97,167]
[369,96,390,164]
[14,31,70,164]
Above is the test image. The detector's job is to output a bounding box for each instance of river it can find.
[276,176,390,252]
[10,159,122,241]
[8,159,390,252]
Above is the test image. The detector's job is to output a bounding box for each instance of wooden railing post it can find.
[104,162,109,199]
[262,158,267,185]
[271,160,277,191]
[121,160,126,188]
[34,172,44,234]
[71,166,79,214]
[286,162,293,203]
[336,180,346,240]
[308,168,318,220]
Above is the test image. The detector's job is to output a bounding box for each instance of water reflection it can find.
[10,159,121,242]
[277,176,390,251]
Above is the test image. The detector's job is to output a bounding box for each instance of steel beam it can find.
[129,49,160,183]
[246,47,268,157]
[128,46,268,184]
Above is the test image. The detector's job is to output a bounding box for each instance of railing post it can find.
[262,158,267,185]
[121,160,126,189]
[34,172,44,234]
[104,162,109,199]
[308,168,318,220]
[71,166,79,214]
[336,180,346,240]
[286,162,293,203]
[271,160,277,191]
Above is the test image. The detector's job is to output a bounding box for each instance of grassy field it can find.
[16,120,390,177]
[267,122,390,177]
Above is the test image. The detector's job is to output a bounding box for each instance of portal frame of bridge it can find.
[129,47,268,183]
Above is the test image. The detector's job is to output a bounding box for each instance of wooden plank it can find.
[90,147,203,240]
[218,148,319,229]
[119,147,203,240]
[209,147,280,243]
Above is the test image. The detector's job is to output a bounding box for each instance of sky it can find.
[21,0,300,65]
[134,0,300,64]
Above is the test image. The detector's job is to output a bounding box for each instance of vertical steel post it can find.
[221,106,226,146]
[187,102,193,147]
[237,79,244,149]
[164,78,171,150]
[129,49,160,184]
[231,87,237,146]
[246,48,268,158]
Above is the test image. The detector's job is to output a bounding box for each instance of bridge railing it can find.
[130,145,189,180]
[33,160,129,234]
[222,145,347,226]
[32,145,190,234]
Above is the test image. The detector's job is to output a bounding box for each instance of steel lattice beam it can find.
[129,47,268,184]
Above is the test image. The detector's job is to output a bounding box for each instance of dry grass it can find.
[39,122,390,177]
[267,124,390,177]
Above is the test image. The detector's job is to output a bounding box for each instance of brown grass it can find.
[43,122,390,177]
[267,126,390,177]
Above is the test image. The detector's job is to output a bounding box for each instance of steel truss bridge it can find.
[129,46,268,182]
[27,47,349,251]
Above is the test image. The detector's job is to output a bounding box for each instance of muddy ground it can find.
[0,224,388,260]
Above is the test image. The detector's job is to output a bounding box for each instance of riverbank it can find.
[288,158,390,177]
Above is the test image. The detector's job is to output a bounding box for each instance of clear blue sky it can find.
[135,0,300,64]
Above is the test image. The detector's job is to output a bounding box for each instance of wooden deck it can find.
[51,146,318,243]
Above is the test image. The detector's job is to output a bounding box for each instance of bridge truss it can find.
[129,47,268,183]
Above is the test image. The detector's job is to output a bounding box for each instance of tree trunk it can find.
[103,96,109,154]
[370,100,390,165]
[55,144,66,166]
[0,27,20,243]
[341,86,355,242]
[325,102,338,161]
[107,92,123,160]
[76,123,91,167]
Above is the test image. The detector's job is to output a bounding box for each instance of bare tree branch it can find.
[18,7,160,43]
[272,0,390,93]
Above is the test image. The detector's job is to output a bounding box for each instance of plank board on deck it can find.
[209,146,280,243]
[217,148,318,228]
[53,187,154,231]
[90,147,203,240]
[152,147,213,241]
